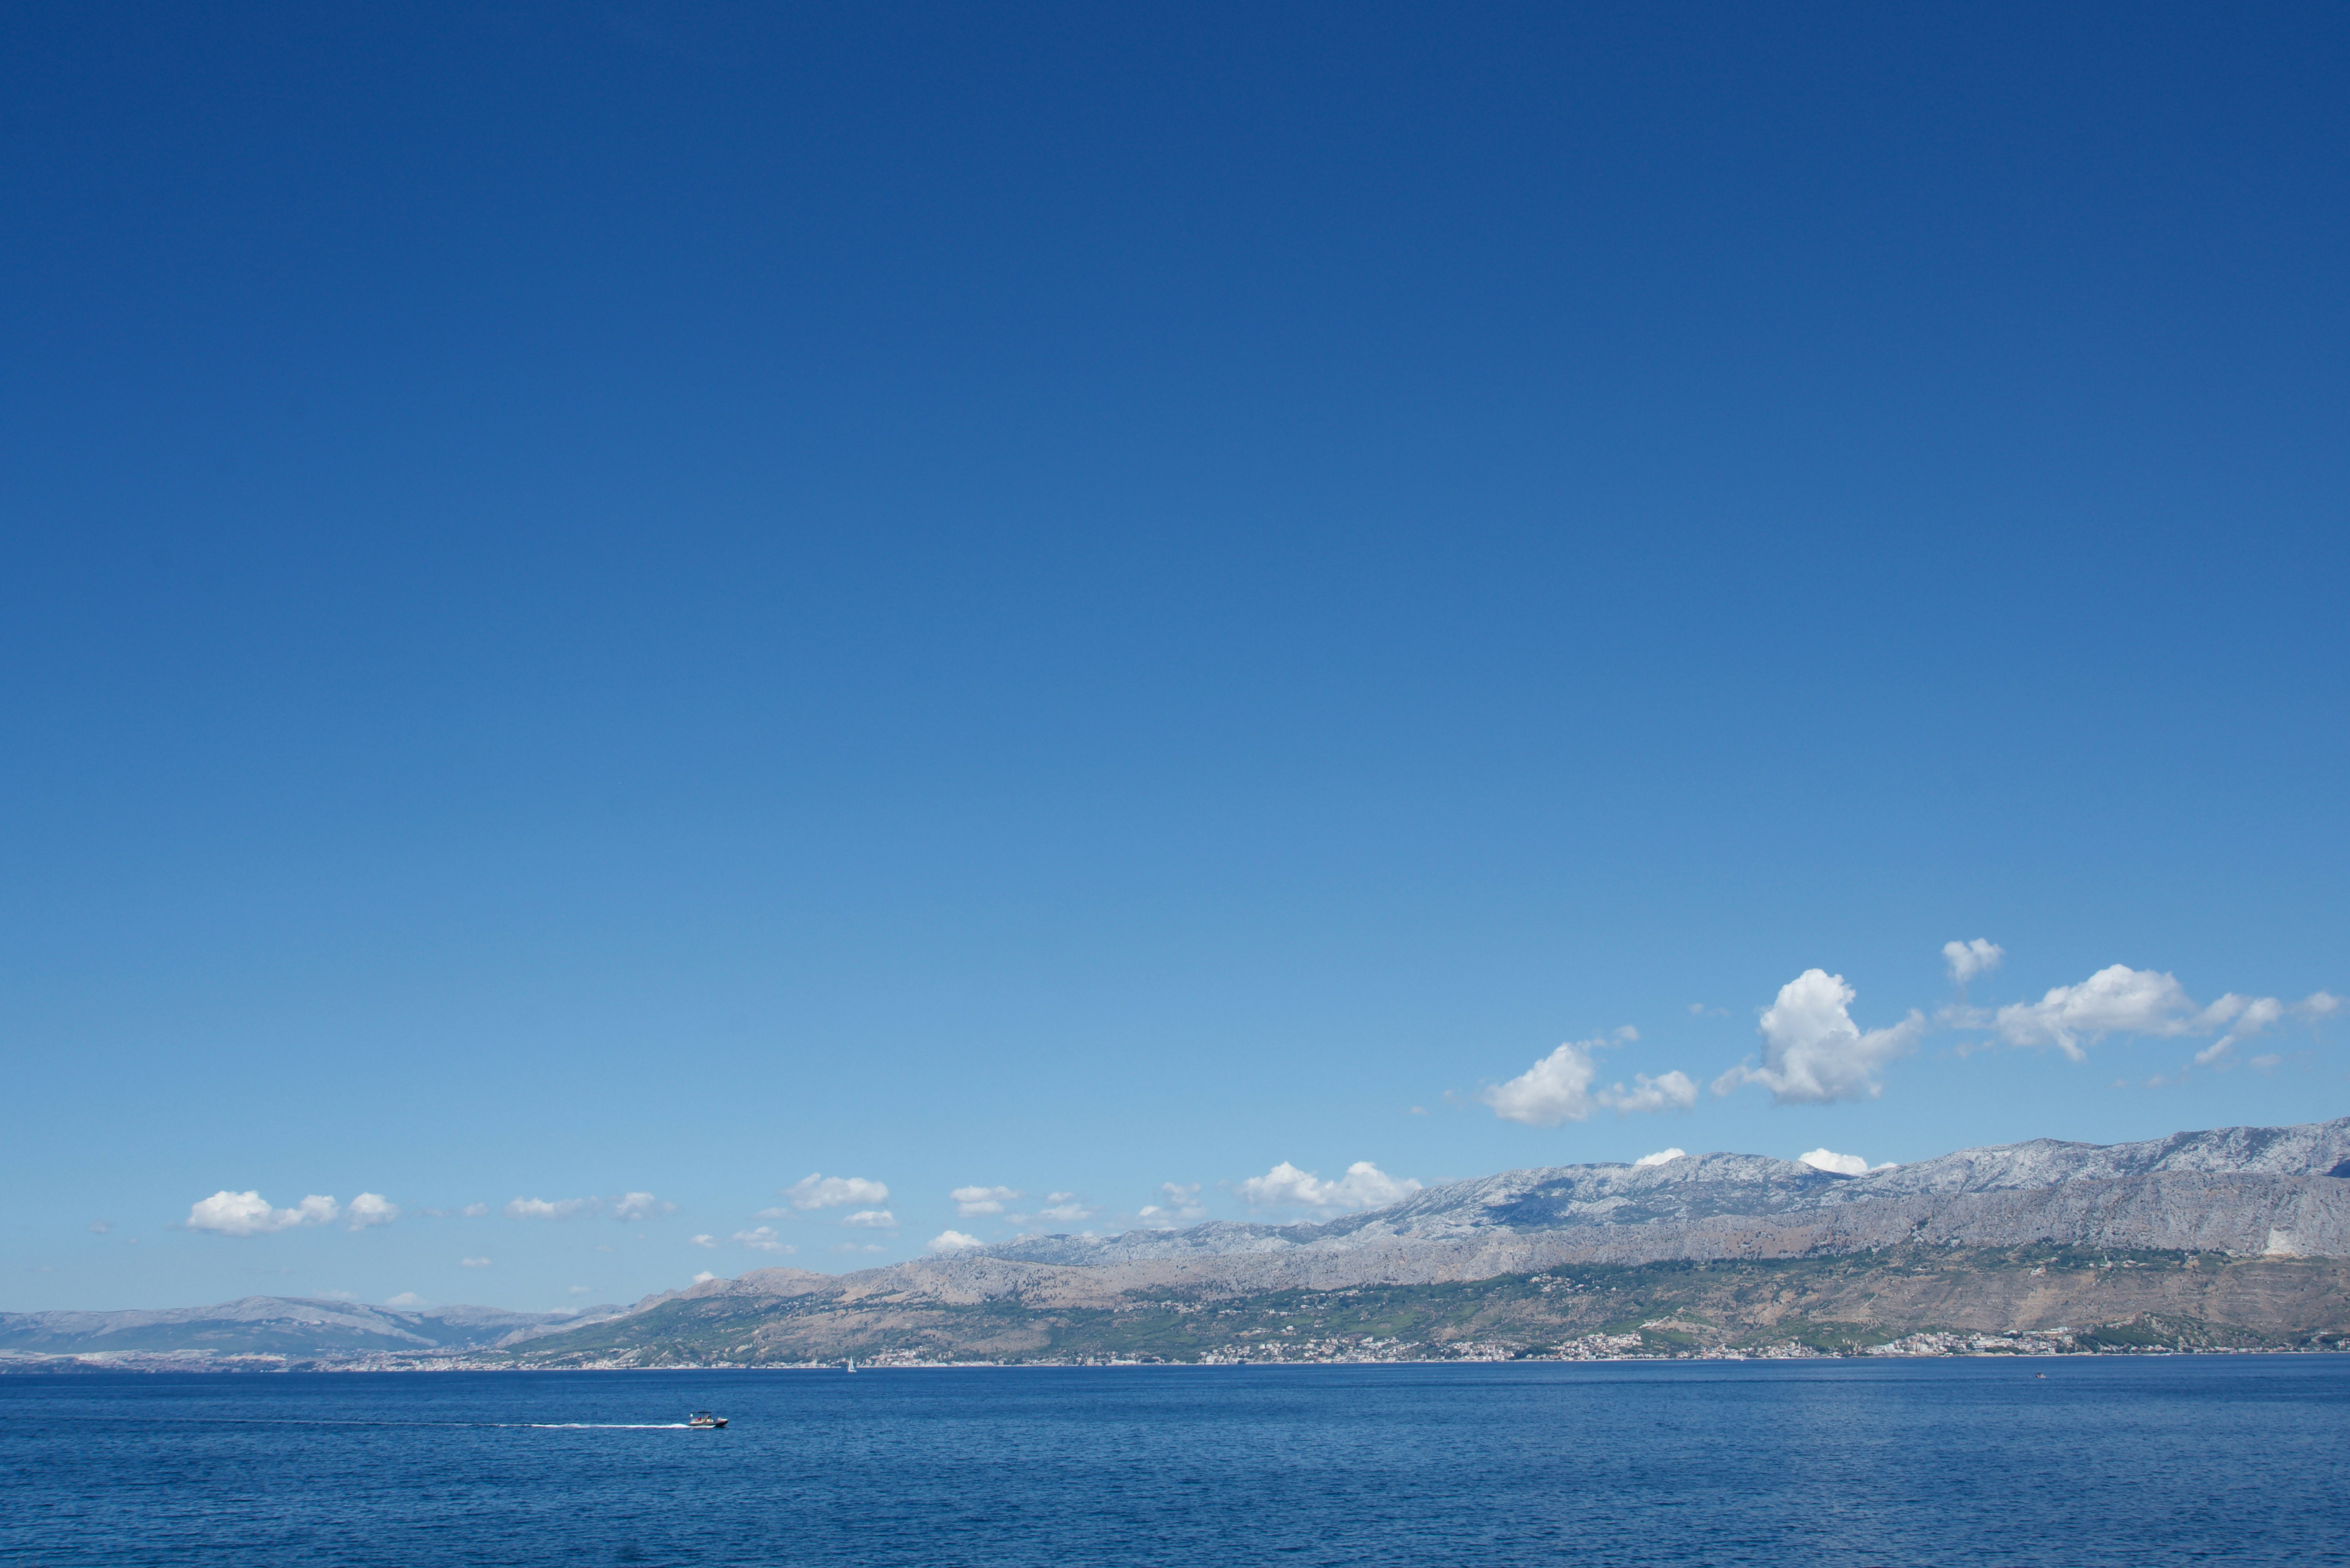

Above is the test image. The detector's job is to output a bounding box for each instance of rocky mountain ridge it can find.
[636,1117,2350,1314]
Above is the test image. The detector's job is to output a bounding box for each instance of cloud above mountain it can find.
[951,1185,1020,1217]
[1236,1161,1419,1213]
[185,1191,341,1236]
[1140,1181,1208,1222]
[782,1174,890,1211]
[1966,964,2340,1065]
[1715,969,1924,1105]
[1704,947,2340,1104]
[1484,1031,1698,1125]
[1798,1147,1891,1176]
[732,1226,794,1253]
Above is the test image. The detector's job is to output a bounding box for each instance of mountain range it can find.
[10,1117,2350,1367]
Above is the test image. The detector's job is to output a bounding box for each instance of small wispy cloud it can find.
[1943,939,2005,986]
[732,1226,795,1254]
[688,1234,718,1249]
[781,1174,890,1211]
[499,1193,674,1222]
[1037,1193,1094,1223]
[459,1257,492,1268]
[1605,1071,1699,1114]
[841,1209,897,1229]
[951,1185,1021,1217]
[385,1292,429,1308]
[1138,1181,1206,1222]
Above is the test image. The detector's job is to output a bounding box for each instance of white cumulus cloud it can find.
[688,1234,718,1249]
[1798,1148,1874,1176]
[1986,966,2339,1065]
[1943,939,2005,985]
[951,1185,1021,1217]
[841,1209,897,1229]
[1483,1040,1601,1124]
[1606,1070,1698,1114]
[186,1191,340,1236]
[609,1192,674,1222]
[1235,1161,1420,1214]
[732,1226,795,1254]
[1483,1032,1697,1125]
[929,1230,986,1253]
[1633,1148,1688,1168]
[1715,970,1924,1105]
[1038,1193,1095,1223]
[781,1174,889,1211]
[345,1193,399,1230]
[505,1196,595,1220]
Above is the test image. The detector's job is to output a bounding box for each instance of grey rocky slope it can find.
[0,1296,623,1358]
[647,1117,2350,1313]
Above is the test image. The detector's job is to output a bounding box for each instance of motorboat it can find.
[687,1411,728,1429]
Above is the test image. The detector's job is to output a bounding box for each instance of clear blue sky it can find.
[4,2,2343,1313]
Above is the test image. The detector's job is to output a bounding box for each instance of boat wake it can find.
[525,1422,692,1429]
[57,1416,705,1431]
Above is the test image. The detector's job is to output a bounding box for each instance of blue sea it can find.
[3,1358,2344,1565]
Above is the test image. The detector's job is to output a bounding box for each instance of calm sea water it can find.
[2,1358,2344,1566]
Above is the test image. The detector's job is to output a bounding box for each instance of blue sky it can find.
[3,3,2344,1313]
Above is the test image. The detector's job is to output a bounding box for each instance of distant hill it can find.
[0,1296,620,1362]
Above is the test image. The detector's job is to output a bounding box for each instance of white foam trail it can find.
[525,1422,691,1429]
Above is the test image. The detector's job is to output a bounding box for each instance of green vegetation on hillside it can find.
[496,1246,2350,1368]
